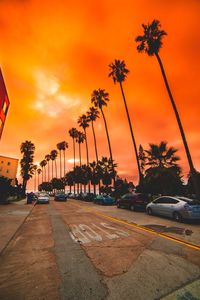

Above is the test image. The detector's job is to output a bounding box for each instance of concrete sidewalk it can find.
[0,199,35,254]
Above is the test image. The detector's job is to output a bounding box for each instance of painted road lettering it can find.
[69,223,129,244]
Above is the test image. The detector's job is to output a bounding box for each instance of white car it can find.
[146,196,200,221]
[37,193,50,204]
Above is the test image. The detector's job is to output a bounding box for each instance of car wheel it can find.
[173,212,182,222]
[117,203,121,208]
[147,207,153,215]
[130,205,135,211]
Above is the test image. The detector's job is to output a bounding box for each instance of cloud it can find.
[32,69,81,118]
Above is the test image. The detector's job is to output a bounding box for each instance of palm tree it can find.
[69,128,78,193]
[50,150,58,179]
[40,160,47,182]
[61,141,68,179]
[45,154,51,182]
[78,114,91,193]
[57,142,63,179]
[87,107,100,162]
[109,59,142,185]
[37,168,42,188]
[98,156,117,188]
[57,141,68,190]
[135,19,200,199]
[20,140,35,193]
[91,89,115,185]
[144,141,180,169]
[33,165,37,192]
[76,131,85,193]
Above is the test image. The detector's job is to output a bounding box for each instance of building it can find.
[0,69,10,139]
[0,155,18,185]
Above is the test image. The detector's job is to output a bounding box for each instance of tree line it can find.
[18,19,199,199]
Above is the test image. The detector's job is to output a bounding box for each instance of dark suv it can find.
[117,193,149,211]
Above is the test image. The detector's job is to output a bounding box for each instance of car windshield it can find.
[177,197,200,205]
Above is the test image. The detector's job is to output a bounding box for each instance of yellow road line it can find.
[70,201,200,251]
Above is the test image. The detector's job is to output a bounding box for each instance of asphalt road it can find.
[0,198,200,300]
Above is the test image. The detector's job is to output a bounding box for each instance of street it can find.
[0,199,200,300]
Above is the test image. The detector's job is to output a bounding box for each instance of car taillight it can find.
[184,204,192,211]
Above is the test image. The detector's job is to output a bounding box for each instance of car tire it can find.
[147,207,153,215]
[117,203,121,208]
[173,212,182,222]
[130,205,135,211]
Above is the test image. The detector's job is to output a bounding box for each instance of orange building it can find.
[0,69,10,139]
[0,155,18,185]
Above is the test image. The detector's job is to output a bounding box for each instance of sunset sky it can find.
[0,0,200,188]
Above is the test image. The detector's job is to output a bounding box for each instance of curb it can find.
[0,201,37,256]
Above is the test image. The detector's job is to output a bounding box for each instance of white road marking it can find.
[92,223,119,240]
[100,223,130,237]
[79,224,102,241]
[70,225,90,244]
[69,223,129,244]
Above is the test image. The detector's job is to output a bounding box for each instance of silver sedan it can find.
[37,193,50,204]
[146,196,200,221]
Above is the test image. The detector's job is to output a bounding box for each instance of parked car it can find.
[37,193,50,204]
[94,195,115,205]
[54,192,67,201]
[82,193,96,202]
[68,193,76,199]
[146,196,200,221]
[117,193,149,211]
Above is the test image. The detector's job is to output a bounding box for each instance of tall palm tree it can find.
[87,106,101,193]
[135,19,200,199]
[61,141,68,178]
[69,128,78,193]
[20,140,35,193]
[45,154,51,182]
[57,141,68,190]
[87,107,100,163]
[50,150,58,179]
[78,114,90,193]
[109,59,142,185]
[40,160,47,182]
[33,165,37,192]
[76,131,85,193]
[91,89,115,185]
[37,168,42,189]
[57,142,63,178]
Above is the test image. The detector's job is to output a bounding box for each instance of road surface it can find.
[0,198,200,300]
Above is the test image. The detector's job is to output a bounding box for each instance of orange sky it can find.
[0,0,200,188]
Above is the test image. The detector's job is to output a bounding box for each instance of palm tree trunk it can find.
[59,150,62,178]
[78,142,82,193]
[73,138,76,194]
[51,160,53,179]
[63,150,66,192]
[91,120,100,194]
[38,173,40,188]
[42,168,44,182]
[48,161,50,182]
[100,107,116,186]
[55,160,57,178]
[44,166,46,182]
[155,52,200,199]
[119,81,142,185]
[84,128,90,193]
[63,150,66,178]
[34,173,36,192]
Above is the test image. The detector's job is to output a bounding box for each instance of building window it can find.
[1,161,3,164]
[6,170,9,173]
[7,162,11,166]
